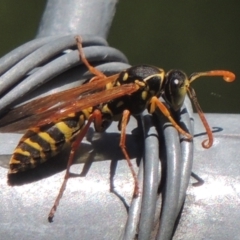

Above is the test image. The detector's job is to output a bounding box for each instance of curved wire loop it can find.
[121,98,193,240]
[0,34,129,113]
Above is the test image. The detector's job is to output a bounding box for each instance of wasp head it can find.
[163,70,189,111]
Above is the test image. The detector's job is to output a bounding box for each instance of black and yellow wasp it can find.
[0,36,235,222]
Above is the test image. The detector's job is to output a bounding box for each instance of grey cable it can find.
[0,35,128,112]
[138,113,161,240]
[156,102,194,240]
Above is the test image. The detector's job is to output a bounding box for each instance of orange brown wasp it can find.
[0,36,235,222]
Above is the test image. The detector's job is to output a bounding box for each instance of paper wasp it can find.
[0,36,235,222]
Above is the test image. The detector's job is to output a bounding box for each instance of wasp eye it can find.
[172,78,185,89]
[173,78,180,85]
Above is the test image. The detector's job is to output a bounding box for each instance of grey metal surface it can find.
[37,0,119,39]
[0,114,239,240]
[174,114,240,240]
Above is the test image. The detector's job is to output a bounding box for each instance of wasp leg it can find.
[119,110,140,197]
[75,35,106,81]
[48,109,102,222]
[149,96,192,140]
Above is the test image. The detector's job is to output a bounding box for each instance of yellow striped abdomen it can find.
[8,111,90,174]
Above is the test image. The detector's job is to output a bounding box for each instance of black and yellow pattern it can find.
[8,65,165,174]
[9,110,93,173]
[7,65,235,174]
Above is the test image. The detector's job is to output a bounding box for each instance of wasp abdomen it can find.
[8,111,90,174]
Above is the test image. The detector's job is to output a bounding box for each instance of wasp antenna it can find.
[187,69,235,147]
[189,70,235,83]
[187,87,213,149]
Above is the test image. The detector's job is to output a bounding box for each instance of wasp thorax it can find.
[164,70,189,111]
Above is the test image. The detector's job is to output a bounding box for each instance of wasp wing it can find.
[0,82,139,132]
[0,74,120,126]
